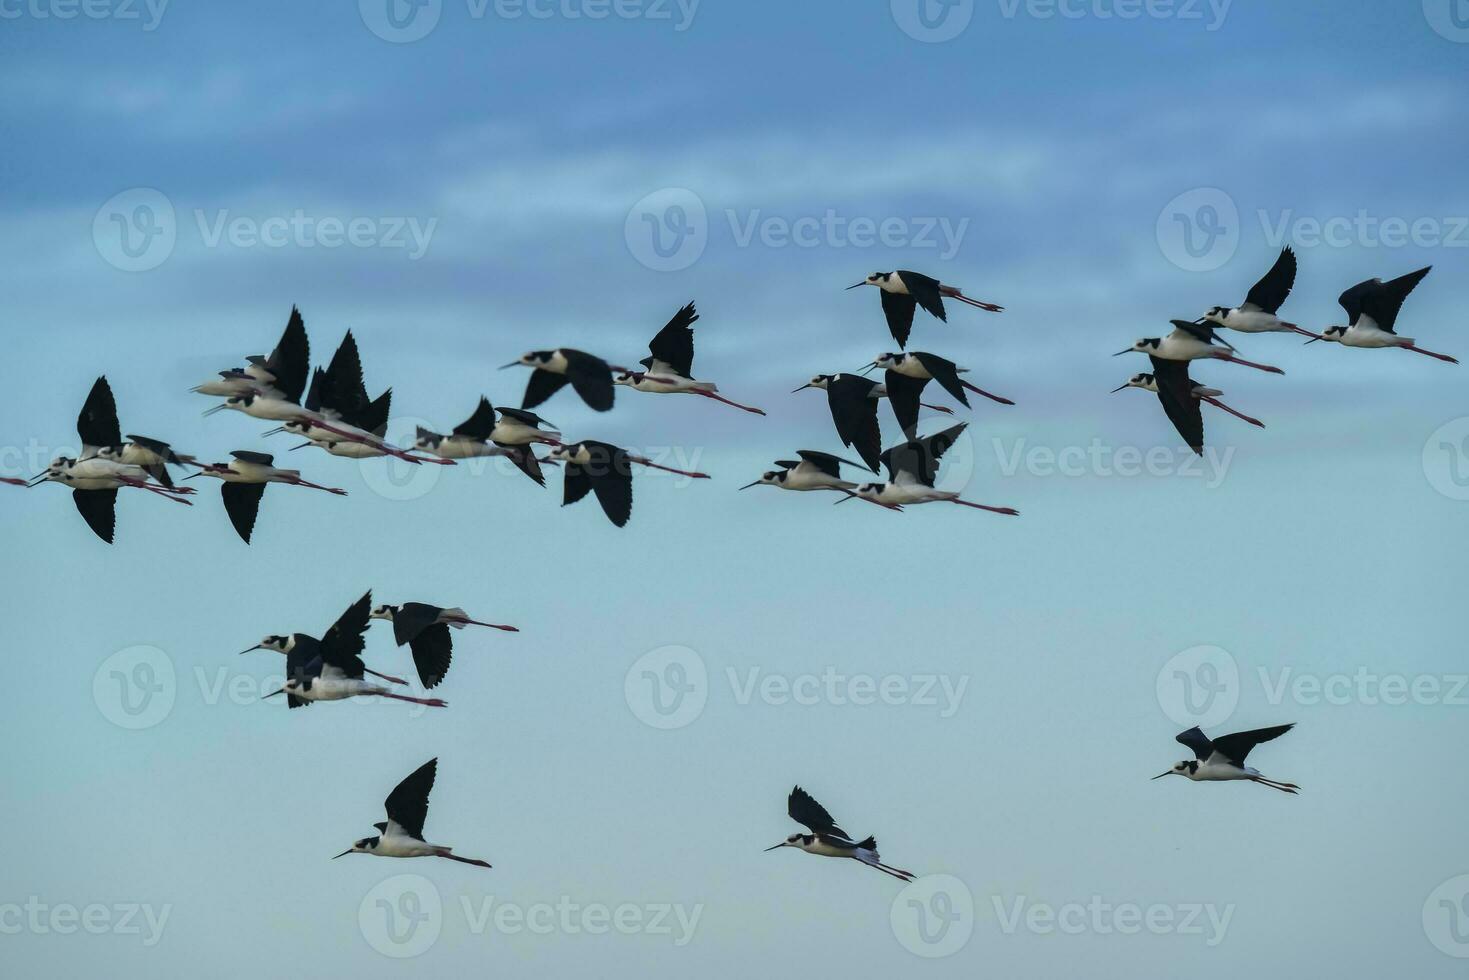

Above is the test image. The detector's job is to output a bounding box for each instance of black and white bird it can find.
[501,349,626,412]
[1117,321,1285,374]
[739,450,871,495]
[614,302,766,415]
[239,610,409,689]
[192,306,309,399]
[73,376,200,488]
[1153,724,1299,794]
[1308,267,1457,363]
[370,602,518,690]
[844,422,1019,516]
[847,270,1003,348]
[262,592,447,709]
[187,451,347,543]
[793,373,954,473]
[1112,357,1263,455]
[29,456,193,542]
[764,786,914,882]
[412,397,554,486]
[332,759,492,868]
[864,351,1013,434]
[545,440,709,527]
[1201,246,1319,338]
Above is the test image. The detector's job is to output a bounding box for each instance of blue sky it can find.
[3,1,1469,975]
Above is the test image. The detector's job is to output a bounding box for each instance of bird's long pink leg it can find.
[940,287,1004,312]
[374,692,447,707]
[858,859,916,881]
[448,617,519,632]
[1216,353,1284,375]
[1200,395,1265,428]
[311,421,456,465]
[694,390,767,415]
[1249,776,1299,794]
[119,477,194,504]
[0,477,26,486]
[951,498,1020,516]
[436,849,492,869]
[1405,345,1459,364]
[960,381,1015,405]
[629,457,710,479]
[286,477,349,496]
[835,491,903,512]
[1280,323,1323,340]
[364,668,408,686]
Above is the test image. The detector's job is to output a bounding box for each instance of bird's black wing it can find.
[324,331,368,416]
[452,397,498,440]
[564,350,615,412]
[1336,279,1376,328]
[898,271,947,322]
[267,306,311,403]
[1175,727,1214,761]
[880,422,966,486]
[221,481,266,543]
[391,602,443,646]
[1210,724,1294,766]
[1149,358,1203,456]
[562,462,592,507]
[320,592,372,677]
[408,623,453,690]
[78,376,121,449]
[302,367,328,414]
[346,389,392,437]
[912,351,970,407]
[1243,246,1296,314]
[285,636,321,681]
[879,291,918,349]
[501,445,547,487]
[1169,319,1229,349]
[497,406,549,428]
[795,449,866,480]
[384,759,437,841]
[1360,266,1430,334]
[826,376,882,472]
[586,443,633,528]
[231,450,274,466]
[522,369,570,410]
[647,301,698,378]
[788,785,850,840]
[882,370,929,436]
[72,488,117,543]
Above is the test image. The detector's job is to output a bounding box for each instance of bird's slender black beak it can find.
[1150,771,1174,780]
[1303,336,1321,345]
[845,281,866,290]
[857,361,877,375]
[792,383,811,393]
[262,688,283,699]
[262,426,285,436]
[1112,349,1132,357]
[737,480,760,490]
[1110,383,1129,393]
[26,473,48,487]
[763,842,788,851]
[834,492,857,504]
[498,361,520,370]
[202,404,229,417]
[237,645,261,655]
[331,849,353,859]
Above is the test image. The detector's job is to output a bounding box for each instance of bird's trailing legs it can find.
[435,848,492,869]
[834,492,904,512]
[1199,395,1265,428]
[961,380,1015,406]
[950,498,1019,516]
[1405,344,1459,364]
[1249,776,1300,794]
[693,389,767,416]
[627,456,710,479]
[120,476,195,504]
[374,691,448,708]
[857,857,916,882]
[1217,353,1284,375]
[446,617,519,633]
[938,285,1003,312]
[364,668,408,686]
[284,477,349,496]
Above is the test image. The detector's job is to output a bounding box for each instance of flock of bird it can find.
[12,254,1452,879]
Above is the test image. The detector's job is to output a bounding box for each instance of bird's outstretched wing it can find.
[266,306,311,404]
[501,445,547,487]
[452,397,498,440]
[562,462,592,507]
[78,376,121,449]
[1169,319,1231,350]
[1149,357,1203,456]
[324,330,368,416]
[384,759,437,841]
[408,624,453,690]
[1210,724,1294,765]
[1174,727,1213,761]
[826,376,882,472]
[221,481,266,543]
[584,443,633,528]
[390,602,443,646]
[881,422,966,486]
[788,785,850,840]
[1242,247,1296,314]
[231,450,275,466]
[72,488,117,543]
[795,449,866,480]
[564,350,615,412]
[647,301,698,378]
[898,271,947,322]
[1360,267,1430,334]
[912,352,970,407]
[320,592,372,677]
[883,371,928,436]
[522,370,570,410]
[880,291,918,349]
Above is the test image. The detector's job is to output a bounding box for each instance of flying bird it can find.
[545,440,709,527]
[614,302,766,415]
[764,786,914,882]
[192,306,309,399]
[1153,724,1299,794]
[74,376,199,487]
[844,422,1018,515]
[332,759,492,868]
[739,450,871,495]
[1201,246,1318,338]
[1117,321,1284,374]
[370,602,519,690]
[188,451,347,544]
[847,270,1003,348]
[29,457,193,542]
[412,397,554,485]
[794,373,954,473]
[1308,267,1457,363]
[502,348,625,412]
[864,351,1013,433]
[1112,357,1263,455]
[239,616,408,689]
